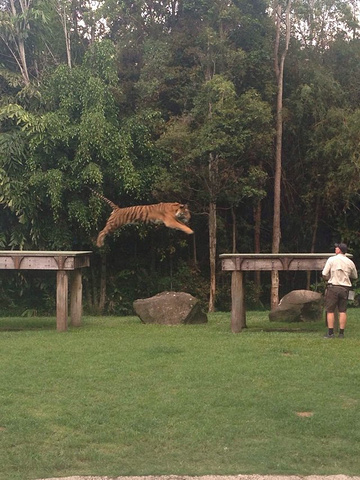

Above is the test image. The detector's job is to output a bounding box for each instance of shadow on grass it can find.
[0,317,57,331]
[261,327,319,333]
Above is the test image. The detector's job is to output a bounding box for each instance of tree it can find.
[0,0,52,84]
[157,77,273,312]
[0,41,137,307]
[157,75,243,312]
[2,0,360,315]
[51,0,73,68]
[0,0,32,84]
[271,0,292,309]
[292,0,358,49]
[280,0,360,261]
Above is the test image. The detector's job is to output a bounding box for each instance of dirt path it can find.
[36,474,360,480]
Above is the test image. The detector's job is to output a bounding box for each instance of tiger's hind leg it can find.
[96,222,121,247]
[96,230,107,247]
[96,210,122,247]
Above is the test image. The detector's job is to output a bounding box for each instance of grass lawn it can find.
[0,310,360,480]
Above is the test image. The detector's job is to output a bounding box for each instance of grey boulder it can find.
[269,289,323,322]
[133,291,208,325]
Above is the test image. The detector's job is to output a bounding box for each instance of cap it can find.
[335,243,347,254]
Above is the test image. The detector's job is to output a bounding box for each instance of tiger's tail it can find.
[88,187,119,211]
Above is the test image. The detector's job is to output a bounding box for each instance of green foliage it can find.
[0,271,55,316]
[309,107,360,208]
[157,77,272,209]
[83,40,119,85]
[1,0,360,313]
[0,68,24,101]
[325,39,360,106]
[161,261,210,306]
[0,52,144,248]
[135,39,173,106]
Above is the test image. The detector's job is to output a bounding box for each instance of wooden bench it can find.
[0,251,91,331]
[220,253,339,333]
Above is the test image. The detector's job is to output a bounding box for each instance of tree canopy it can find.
[1,0,360,314]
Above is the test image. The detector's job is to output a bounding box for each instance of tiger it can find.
[90,189,194,247]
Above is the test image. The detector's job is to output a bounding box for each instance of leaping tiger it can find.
[90,189,194,247]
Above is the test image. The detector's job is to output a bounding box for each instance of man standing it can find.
[322,243,357,338]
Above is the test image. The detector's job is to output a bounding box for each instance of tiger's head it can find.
[175,204,191,224]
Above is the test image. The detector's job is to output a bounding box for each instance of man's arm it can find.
[322,259,331,281]
[350,264,358,280]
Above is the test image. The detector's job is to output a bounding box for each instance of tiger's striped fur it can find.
[91,190,194,247]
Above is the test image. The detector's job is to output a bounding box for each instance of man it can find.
[322,243,357,339]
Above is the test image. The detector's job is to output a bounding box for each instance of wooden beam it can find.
[220,254,339,272]
[0,251,91,270]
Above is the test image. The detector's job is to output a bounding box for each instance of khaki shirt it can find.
[322,254,358,287]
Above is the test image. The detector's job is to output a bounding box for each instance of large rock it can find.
[133,291,208,325]
[269,289,323,323]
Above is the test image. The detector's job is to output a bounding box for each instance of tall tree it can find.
[157,78,273,311]
[271,0,292,309]
[52,0,73,68]
[0,0,35,84]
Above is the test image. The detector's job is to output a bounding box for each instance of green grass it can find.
[1,311,360,480]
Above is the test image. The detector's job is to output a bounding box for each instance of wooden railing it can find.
[0,251,92,331]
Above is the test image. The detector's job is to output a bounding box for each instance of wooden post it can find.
[231,271,245,333]
[56,270,68,332]
[70,269,82,327]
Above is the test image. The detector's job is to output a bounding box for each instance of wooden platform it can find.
[0,251,92,331]
[220,253,340,333]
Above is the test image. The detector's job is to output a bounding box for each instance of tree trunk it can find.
[8,0,30,85]
[271,0,292,309]
[84,275,93,311]
[208,199,217,312]
[18,39,30,85]
[206,79,218,312]
[192,232,198,267]
[99,253,107,313]
[231,206,237,253]
[306,198,320,289]
[253,200,262,303]
[63,8,72,69]
[55,3,72,68]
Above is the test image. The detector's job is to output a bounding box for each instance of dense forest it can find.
[1,0,360,315]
